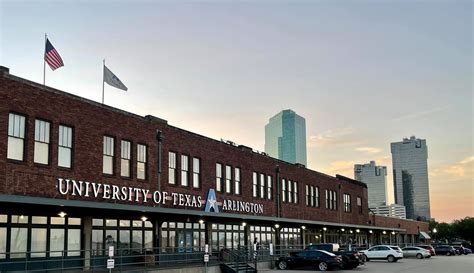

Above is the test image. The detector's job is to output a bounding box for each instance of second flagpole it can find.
[43,33,47,85]
[102,59,105,104]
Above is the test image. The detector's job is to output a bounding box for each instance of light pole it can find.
[432,228,437,243]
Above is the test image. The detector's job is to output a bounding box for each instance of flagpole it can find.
[43,33,47,85]
[102,59,105,104]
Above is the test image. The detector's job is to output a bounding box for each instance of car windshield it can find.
[390,246,401,251]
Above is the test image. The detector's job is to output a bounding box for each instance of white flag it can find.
[104,65,128,91]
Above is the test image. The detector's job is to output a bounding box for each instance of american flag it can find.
[44,38,64,70]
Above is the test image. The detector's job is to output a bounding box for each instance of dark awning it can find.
[420,231,431,239]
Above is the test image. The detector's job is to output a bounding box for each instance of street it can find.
[265,255,474,273]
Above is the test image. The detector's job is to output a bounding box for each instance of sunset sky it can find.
[1,0,472,222]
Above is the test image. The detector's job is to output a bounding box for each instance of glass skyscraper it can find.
[354,161,388,208]
[264,110,307,166]
[391,136,431,221]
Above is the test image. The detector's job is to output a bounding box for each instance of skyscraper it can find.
[354,161,387,208]
[265,109,307,166]
[391,136,431,221]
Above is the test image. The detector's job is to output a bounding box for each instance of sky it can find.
[1,0,472,223]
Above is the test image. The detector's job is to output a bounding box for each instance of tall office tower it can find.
[354,161,388,208]
[391,136,431,221]
[265,109,307,166]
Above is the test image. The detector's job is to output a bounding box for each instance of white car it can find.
[402,246,431,259]
[361,245,403,262]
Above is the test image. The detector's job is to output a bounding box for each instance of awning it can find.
[420,231,431,239]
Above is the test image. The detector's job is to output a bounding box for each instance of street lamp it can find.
[433,228,437,242]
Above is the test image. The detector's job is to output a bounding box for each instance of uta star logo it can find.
[204,189,219,213]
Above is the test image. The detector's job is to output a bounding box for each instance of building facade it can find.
[264,110,307,166]
[354,161,387,208]
[0,67,428,271]
[370,204,407,219]
[391,136,431,220]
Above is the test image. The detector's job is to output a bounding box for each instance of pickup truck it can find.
[305,243,364,269]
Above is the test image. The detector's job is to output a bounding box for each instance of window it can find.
[216,163,223,192]
[282,179,287,202]
[103,136,114,175]
[293,181,298,204]
[357,197,362,214]
[121,140,131,177]
[306,185,320,207]
[137,144,147,180]
[287,180,293,203]
[58,125,73,168]
[168,152,177,184]
[252,172,258,197]
[344,194,351,212]
[7,113,26,161]
[305,185,309,206]
[326,189,337,210]
[267,175,272,200]
[315,186,320,207]
[259,174,265,198]
[234,168,241,194]
[225,165,232,193]
[181,155,189,186]
[193,158,200,188]
[34,119,51,164]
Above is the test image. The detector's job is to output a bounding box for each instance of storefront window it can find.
[68,229,81,256]
[50,228,65,257]
[11,215,28,224]
[92,230,104,255]
[51,217,65,225]
[32,216,47,224]
[162,221,204,253]
[10,228,27,258]
[31,228,47,257]
[132,230,142,251]
[0,227,6,259]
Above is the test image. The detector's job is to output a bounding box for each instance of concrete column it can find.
[83,216,92,270]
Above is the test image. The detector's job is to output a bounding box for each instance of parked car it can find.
[416,244,436,256]
[452,245,465,255]
[463,248,472,255]
[276,249,342,271]
[433,245,456,256]
[402,246,431,259]
[306,243,364,269]
[360,245,403,262]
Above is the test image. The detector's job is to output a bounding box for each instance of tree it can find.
[451,217,474,243]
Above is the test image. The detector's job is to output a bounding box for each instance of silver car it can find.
[402,246,431,259]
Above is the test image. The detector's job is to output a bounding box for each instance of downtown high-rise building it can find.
[265,109,307,166]
[354,161,387,208]
[391,136,431,221]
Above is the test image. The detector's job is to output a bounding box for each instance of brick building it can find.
[0,66,428,270]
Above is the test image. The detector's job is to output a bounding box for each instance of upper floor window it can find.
[326,189,337,210]
[357,197,362,215]
[287,180,293,203]
[181,155,189,186]
[58,125,73,168]
[225,165,232,193]
[137,144,147,180]
[306,185,320,207]
[34,119,50,165]
[7,113,26,161]
[253,172,258,197]
[193,158,200,188]
[259,174,265,198]
[293,181,298,204]
[234,168,241,195]
[266,175,272,200]
[168,152,177,184]
[216,163,223,192]
[344,193,351,212]
[282,179,287,202]
[103,136,114,175]
[120,140,131,177]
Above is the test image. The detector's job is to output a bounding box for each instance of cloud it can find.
[391,105,451,122]
[355,147,382,154]
[431,156,474,178]
[308,127,361,148]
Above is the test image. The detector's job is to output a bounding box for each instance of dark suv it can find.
[434,245,456,256]
[306,243,363,269]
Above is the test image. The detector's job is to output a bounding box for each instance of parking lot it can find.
[265,255,474,273]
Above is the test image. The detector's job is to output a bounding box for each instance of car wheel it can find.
[318,261,328,271]
[278,261,288,270]
[362,254,369,262]
[387,255,396,263]
[416,253,423,259]
[446,252,451,256]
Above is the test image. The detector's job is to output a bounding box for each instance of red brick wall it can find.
[373,215,429,234]
[0,70,370,226]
